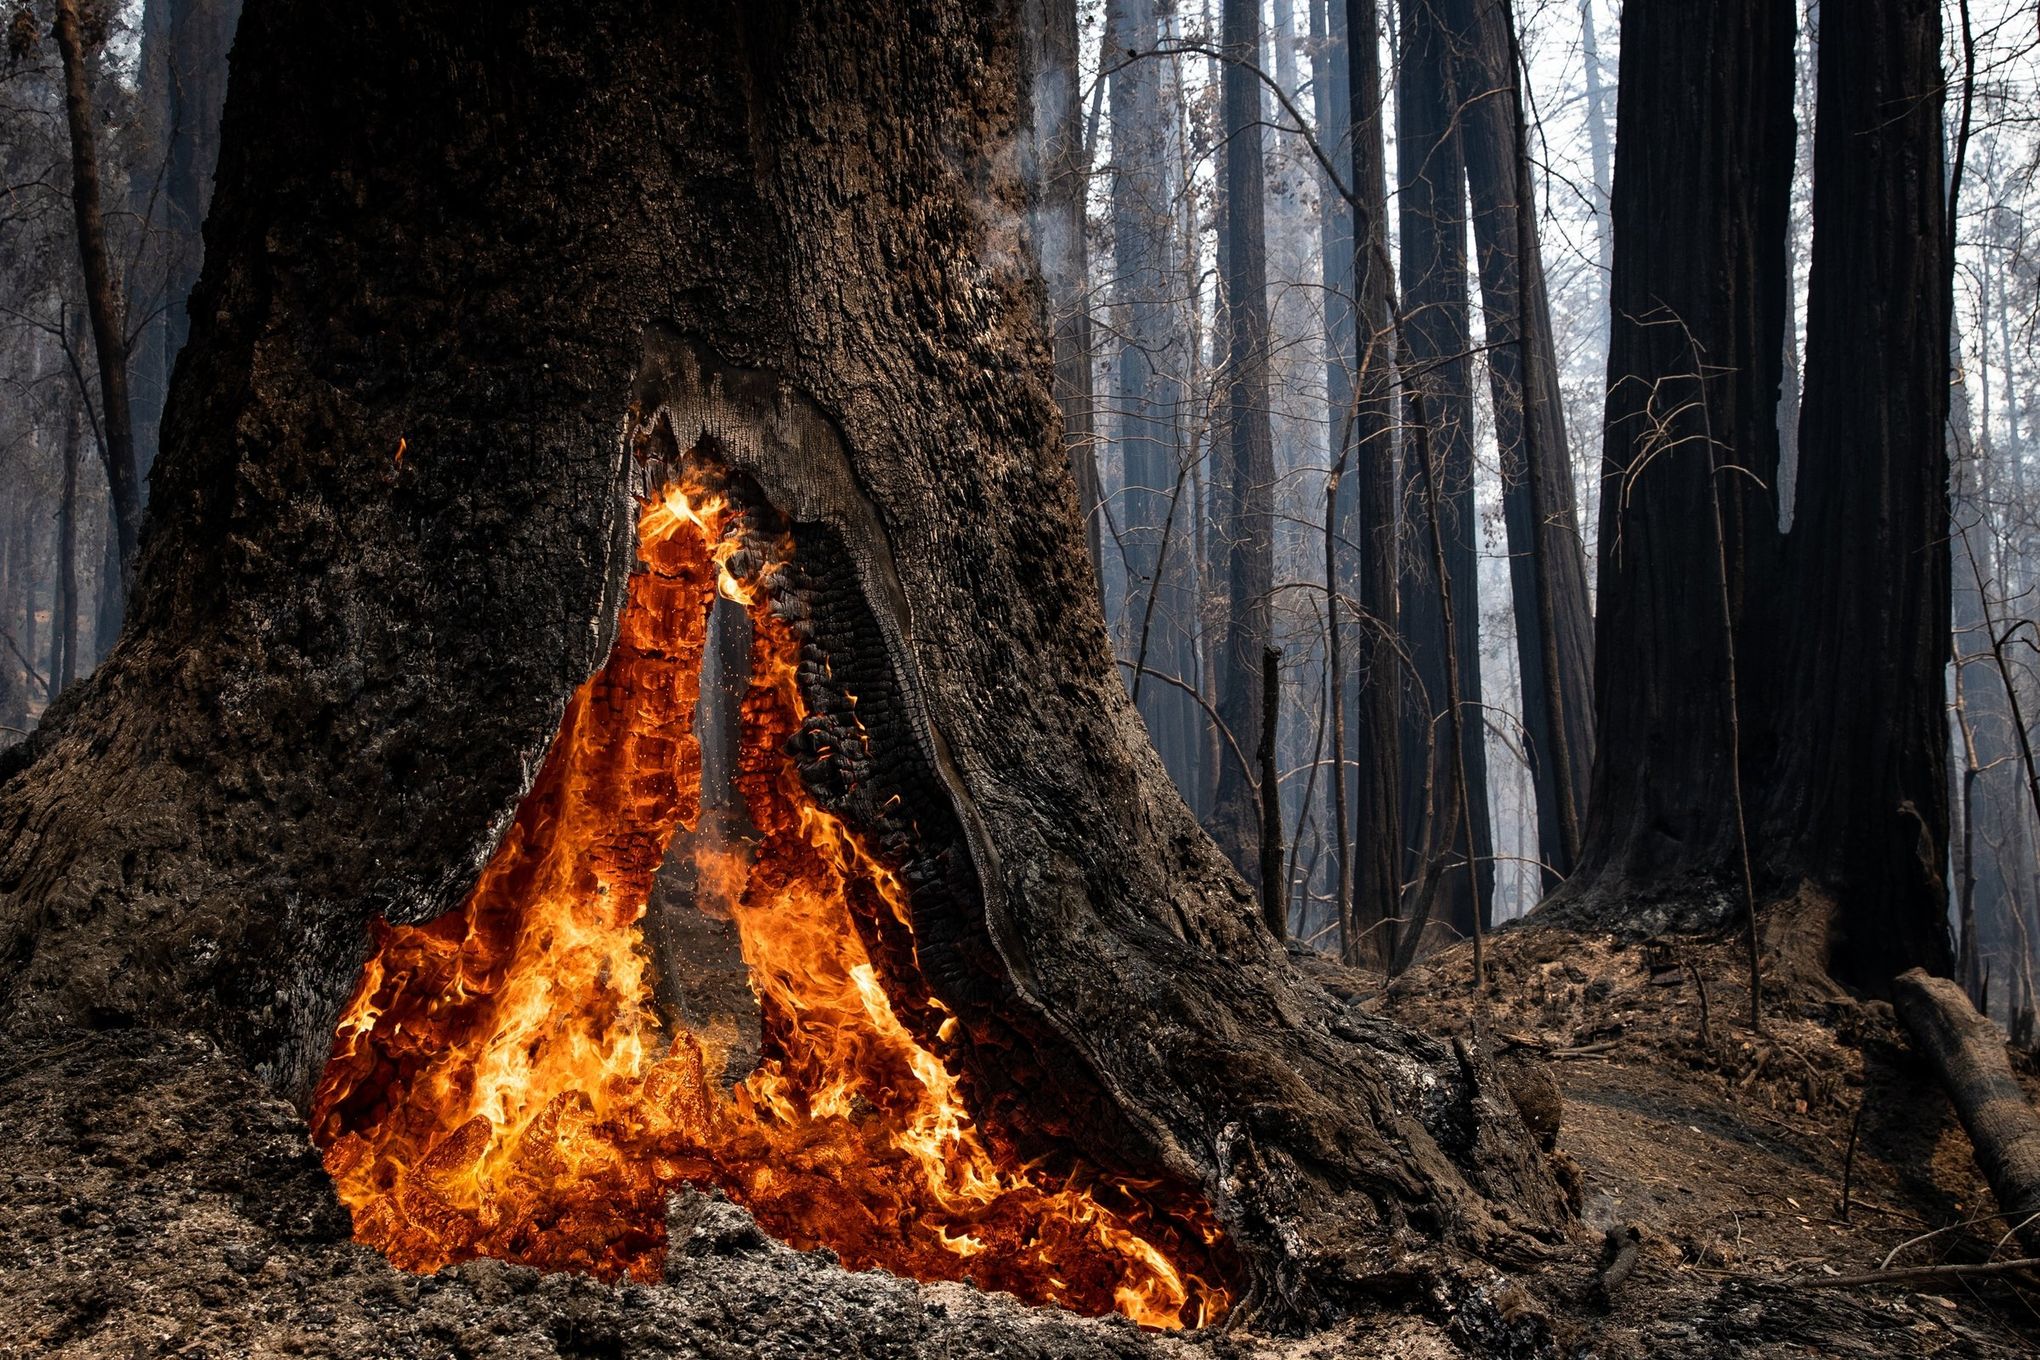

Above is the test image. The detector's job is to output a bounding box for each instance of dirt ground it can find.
[3,902,2038,1357]
[1367,896,2040,1355]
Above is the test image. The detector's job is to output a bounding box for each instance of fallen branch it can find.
[1892,968,2040,1257]
[1781,1257,2040,1290]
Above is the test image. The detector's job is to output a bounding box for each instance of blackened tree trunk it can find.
[51,0,142,591]
[1344,0,1404,962]
[1395,0,1492,942]
[0,0,1565,1327]
[1209,0,1279,884]
[1760,0,1951,984]
[1448,0,1593,888]
[1545,0,1796,932]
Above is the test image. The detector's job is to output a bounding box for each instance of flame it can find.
[311,470,1231,1329]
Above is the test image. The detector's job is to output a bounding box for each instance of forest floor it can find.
[2,899,2036,1358]
[1361,893,2040,1356]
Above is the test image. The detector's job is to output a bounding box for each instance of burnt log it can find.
[0,0,1567,1332]
[1893,969,2040,1257]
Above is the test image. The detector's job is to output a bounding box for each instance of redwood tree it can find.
[1343,0,1404,961]
[1447,0,1594,885]
[0,0,1564,1327]
[1395,0,1493,942]
[1209,0,1279,886]
[1759,0,1951,984]
[1549,0,1796,931]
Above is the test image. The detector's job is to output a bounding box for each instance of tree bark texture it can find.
[1210,0,1279,886]
[1760,0,1951,986]
[1020,0,1104,584]
[1344,0,1404,961]
[0,0,1566,1327]
[51,0,142,589]
[1395,0,1493,940]
[1546,0,1796,933]
[1893,969,2040,1256]
[1445,0,1594,887]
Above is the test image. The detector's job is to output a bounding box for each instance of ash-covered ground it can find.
[5,909,2038,1358]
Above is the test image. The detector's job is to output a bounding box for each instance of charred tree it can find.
[1760,0,1951,984]
[1446,0,1593,887]
[50,0,141,591]
[0,0,1566,1331]
[1210,0,1279,886]
[1544,0,1796,932]
[1343,0,1404,962]
[1395,0,1492,943]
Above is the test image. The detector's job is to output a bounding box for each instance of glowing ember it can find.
[311,469,1231,1328]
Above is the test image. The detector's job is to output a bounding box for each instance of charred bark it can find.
[1893,969,2040,1256]
[0,0,1565,1331]
[1395,0,1493,942]
[1543,0,1796,933]
[1344,0,1404,962]
[1446,0,1593,887]
[1759,0,1951,985]
[1209,0,1279,885]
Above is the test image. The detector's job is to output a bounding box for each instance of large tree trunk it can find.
[1758,0,1951,986]
[1447,0,1594,889]
[0,0,1566,1331]
[1210,0,1279,889]
[1394,0,1493,944]
[1544,0,1796,932]
[1344,0,1404,962]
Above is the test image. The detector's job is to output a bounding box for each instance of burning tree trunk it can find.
[0,0,1566,1333]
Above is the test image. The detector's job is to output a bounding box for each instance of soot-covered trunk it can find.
[0,0,1566,1332]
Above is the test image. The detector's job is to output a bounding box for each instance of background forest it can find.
[4,0,2039,1016]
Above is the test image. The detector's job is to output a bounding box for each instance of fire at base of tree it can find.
[3,0,2040,1356]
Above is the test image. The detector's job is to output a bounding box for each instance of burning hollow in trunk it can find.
[308,449,1234,1328]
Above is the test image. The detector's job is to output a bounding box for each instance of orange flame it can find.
[311,472,1231,1328]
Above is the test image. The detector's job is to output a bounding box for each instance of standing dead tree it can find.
[49,0,140,588]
